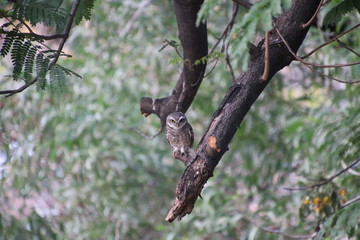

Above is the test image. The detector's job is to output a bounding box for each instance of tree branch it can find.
[261,31,270,81]
[232,0,253,9]
[0,0,81,97]
[165,0,322,222]
[140,0,208,126]
[300,0,324,29]
[284,157,360,191]
[276,27,360,84]
[301,24,360,59]
[0,29,67,40]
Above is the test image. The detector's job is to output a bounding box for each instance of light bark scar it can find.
[152,98,156,111]
[207,136,221,152]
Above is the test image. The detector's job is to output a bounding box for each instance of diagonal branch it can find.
[301,24,360,59]
[165,0,322,222]
[276,27,360,84]
[0,0,81,97]
[284,157,360,191]
[140,0,208,126]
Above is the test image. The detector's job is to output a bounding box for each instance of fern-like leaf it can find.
[49,65,66,92]
[74,0,96,25]
[0,33,15,57]
[24,46,37,83]
[12,0,67,32]
[11,37,31,81]
[35,53,49,90]
[56,64,82,79]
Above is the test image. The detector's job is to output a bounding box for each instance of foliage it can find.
[229,0,291,71]
[315,202,360,239]
[11,0,68,32]
[323,0,360,26]
[0,0,94,92]
[1,0,360,239]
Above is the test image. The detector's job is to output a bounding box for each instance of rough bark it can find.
[140,0,208,126]
[164,0,322,222]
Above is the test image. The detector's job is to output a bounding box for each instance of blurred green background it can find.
[1,1,360,239]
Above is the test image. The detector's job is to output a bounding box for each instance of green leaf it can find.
[323,0,359,26]
[74,0,96,25]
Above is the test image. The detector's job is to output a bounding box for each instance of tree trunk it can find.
[164,0,322,222]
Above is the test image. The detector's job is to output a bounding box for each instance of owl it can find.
[166,112,194,158]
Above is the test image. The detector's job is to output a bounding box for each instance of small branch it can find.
[341,194,360,208]
[275,27,360,84]
[261,31,270,81]
[1,0,82,97]
[335,37,360,58]
[0,29,67,40]
[225,38,235,82]
[209,3,239,55]
[301,24,360,59]
[284,157,360,191]
[203,58,219,78]
[127,126,163,140]
[253,222,317,239]
[0,77,37,96]
[341,160,360,176]
[232,0,253,9]
[205,3,238,81]
[119,0,152,38]
[301,0,324,29]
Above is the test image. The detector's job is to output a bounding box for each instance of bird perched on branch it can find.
[165,112,194,158]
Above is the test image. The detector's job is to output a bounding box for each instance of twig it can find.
[301,0,324,29]
[275,27,360,84]
[260,31,270,82]
[301,24,360,59]
[225,39,235,82]
[341,160,360,176]
[127,126,163,140]
[335,37,360,58]
[302,61,360,68]
[284,157,360,191]
[205,3,238,81]
[341,194,360,208]
[120,0,152,38]
[1,15,67,40]
[0,29,67,40]
[232,0,253,9]
[248,218,317,239]
[203,58,219,79]
[1,0,81,97]
[209,3,239,55]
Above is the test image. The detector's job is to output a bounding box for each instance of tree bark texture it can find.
[140,0,208,126]
[163,0,322,222]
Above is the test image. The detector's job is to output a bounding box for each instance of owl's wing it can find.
[188,124,194,148]
[165,128,170,144]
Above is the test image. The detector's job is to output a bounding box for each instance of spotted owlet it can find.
[165,112,194,158]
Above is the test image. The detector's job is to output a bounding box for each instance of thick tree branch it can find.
[165,0,322,222]
[140,0,208,126]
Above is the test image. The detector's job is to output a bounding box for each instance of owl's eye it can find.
[170,119,176,123]
[179,118,185,123]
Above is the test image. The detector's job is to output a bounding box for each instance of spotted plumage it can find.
[165,112,194,158]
